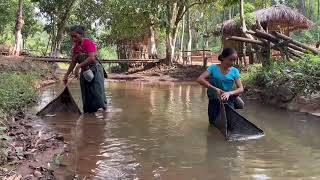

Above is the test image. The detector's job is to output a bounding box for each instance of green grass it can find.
[0,70,44,167]
[0,72,40,120]
[57,63,70,70]
[240,64,263,86]
[240,54,320,96]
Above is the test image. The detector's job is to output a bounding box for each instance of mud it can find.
[0,110,62,179]
[1,112,65,179]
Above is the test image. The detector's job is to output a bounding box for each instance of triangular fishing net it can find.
[37,86,82,116]
[214,102,264,141]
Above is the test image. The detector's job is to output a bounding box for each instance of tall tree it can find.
[14,0,24,55]
[299,0,306,15]
[318,0,320,19]
[51,0,77,57]
[179,7,185,63]
[163,0,217,64]
[239,0,247,66]
[309,0,314,20]
[148,22,158,59]
[36,0,78,56]
[186,7,192,64]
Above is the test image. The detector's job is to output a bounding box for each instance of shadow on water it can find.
[35,81,320,180]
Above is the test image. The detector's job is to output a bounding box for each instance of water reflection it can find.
[36,82,320,179]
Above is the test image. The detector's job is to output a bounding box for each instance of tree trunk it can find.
[186,8,192,65]
[147,23,158,59]
[52,0,77,57]
[179,8,185,64]
[165,2,181,65]
[14,0,24,56]
[194,30,199,50]
[203,19,208,68]
[299,0,306,15]
[50,16,55,54]
[240,0,247,66]
[44,34,52,56]
[166,28,178,65]
[309,0,314,20]
[318,0,320,19]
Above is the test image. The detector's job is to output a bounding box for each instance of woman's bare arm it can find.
[79,52,96,69]
[229,78,244,96]
[64,54,77,78]
[197,71,222,93]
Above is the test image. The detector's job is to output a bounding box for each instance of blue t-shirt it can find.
[207,64,240,99]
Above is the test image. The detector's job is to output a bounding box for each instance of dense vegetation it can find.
[242,54,320,101]
[1,0,320,59]
[0,72,41,120]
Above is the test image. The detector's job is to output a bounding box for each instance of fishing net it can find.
[215,102,264,141]
[37,86,82,116]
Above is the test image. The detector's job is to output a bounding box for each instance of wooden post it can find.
[202,49,207,68]
[262,41,271,67]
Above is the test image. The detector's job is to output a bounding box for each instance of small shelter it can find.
[116,28,159,60]
[217,5,314,62]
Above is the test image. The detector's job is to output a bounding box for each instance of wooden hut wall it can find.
[223,38,242,52]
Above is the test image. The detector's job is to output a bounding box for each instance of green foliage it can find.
[234,2,256,27]
[53,153,64,166]
[99,0,152,45]
[241,64,263,86]
[25,31,51,55]
[0,0,16,34]
[98,46,118,59]
[0,72,40,120]
[292,20,320,44]
[243,55,320,95]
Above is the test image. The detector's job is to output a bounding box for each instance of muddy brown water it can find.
[33,81,320,180]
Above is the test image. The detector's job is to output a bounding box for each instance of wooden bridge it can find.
[25,56,160,64]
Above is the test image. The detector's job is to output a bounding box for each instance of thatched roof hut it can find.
[218,5,315,36]
[214,5,315,65]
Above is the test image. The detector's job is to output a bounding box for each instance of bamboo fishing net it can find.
[37,86,82,116]
[215,102,264,141]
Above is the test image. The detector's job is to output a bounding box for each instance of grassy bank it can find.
[0,71,44,167]
[241,54,320,101]
[0,72,42,121]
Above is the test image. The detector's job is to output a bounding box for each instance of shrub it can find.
[242,54,320,96]
[0,72,40,119]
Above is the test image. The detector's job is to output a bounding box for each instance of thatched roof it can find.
[217,5,315,36]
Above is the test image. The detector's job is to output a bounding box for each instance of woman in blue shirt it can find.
[197,48,244,124]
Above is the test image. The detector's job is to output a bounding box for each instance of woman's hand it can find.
[63,74,69,84]
[221,92,232,102]
[74,65,80,79]
[215,88,224,99]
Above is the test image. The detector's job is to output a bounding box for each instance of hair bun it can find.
[218,55,223,61]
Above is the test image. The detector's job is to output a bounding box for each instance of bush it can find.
[241,64,263,86]
[0,72,40,120]
[242,54,320,96]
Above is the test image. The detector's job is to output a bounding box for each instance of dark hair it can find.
[70,25,85,37]
[218,48,236,61]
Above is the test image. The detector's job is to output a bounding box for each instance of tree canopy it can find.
[0,0,318,60]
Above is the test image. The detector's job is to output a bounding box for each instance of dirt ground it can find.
[1,112,65,179]
[0,56,64,179]
[107,64,206,83]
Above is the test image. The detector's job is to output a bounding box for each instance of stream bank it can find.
[0,56,65,179]
[110,63,320,116]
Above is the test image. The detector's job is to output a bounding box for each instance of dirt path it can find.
[107,64,206,83]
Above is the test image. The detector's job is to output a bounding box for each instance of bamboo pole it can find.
[226,36,264,46]
[272,31,320,55]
